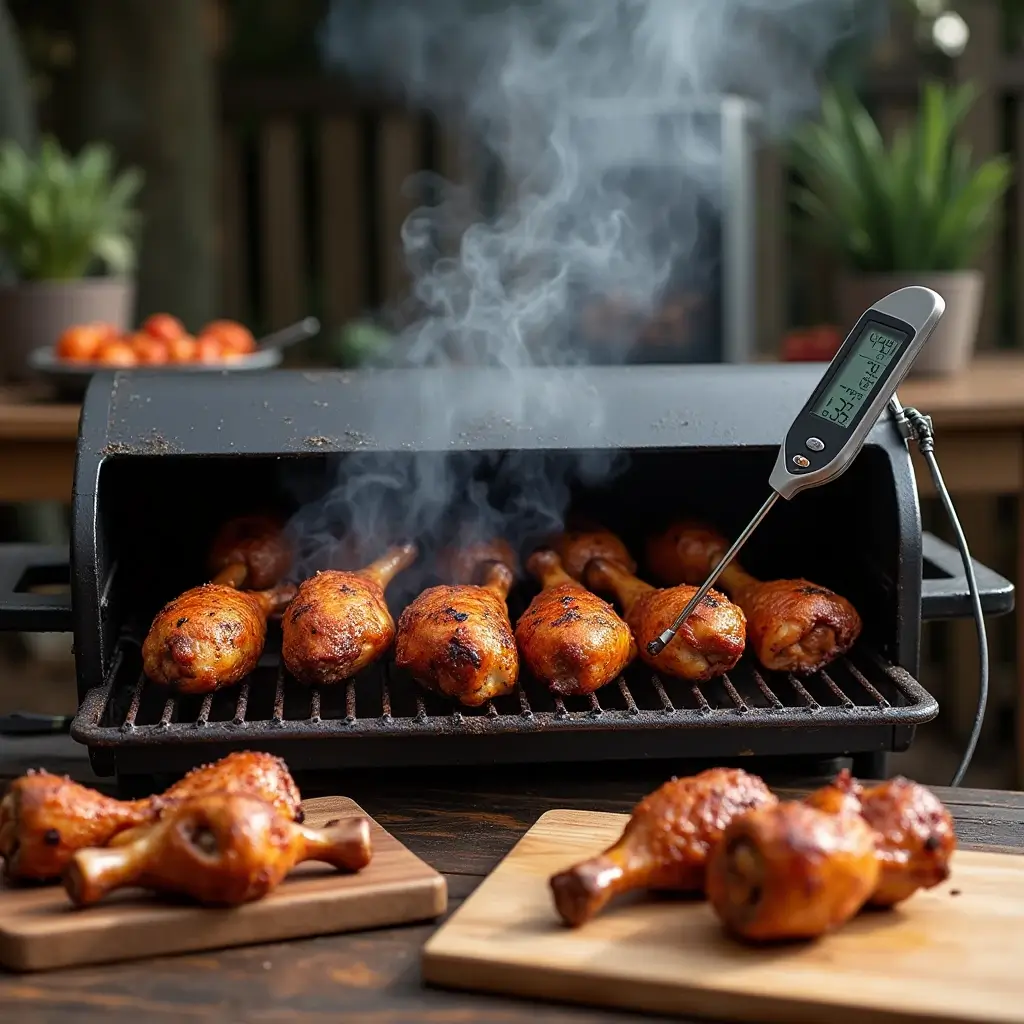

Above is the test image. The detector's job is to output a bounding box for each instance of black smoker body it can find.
[0,365,1012,792]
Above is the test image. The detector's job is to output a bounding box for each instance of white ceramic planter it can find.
[837,270,984,377]
[0,276,135,382]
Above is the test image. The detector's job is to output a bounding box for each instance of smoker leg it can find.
[850,752,889,781]
[114,774,160,800]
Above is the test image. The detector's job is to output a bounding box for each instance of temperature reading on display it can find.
[811,321,909,429]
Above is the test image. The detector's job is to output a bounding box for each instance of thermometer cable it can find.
[894,400,988,788]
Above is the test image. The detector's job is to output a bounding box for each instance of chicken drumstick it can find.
[439,538,518,585]
[550,768,776,927]
[65,794,372,907]
[515,549,634,697]
[647,521,862,674]
[207,513,292,590]
[143,582,295,694]
[396,543,518,706]
[584,557,745,681]
[705,799,880,942]
[282,543,418,686]
[550,526,636,581]
[0,751,302,881]
[806,769,956,907]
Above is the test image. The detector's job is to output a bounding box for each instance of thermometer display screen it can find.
[810,320,910,429]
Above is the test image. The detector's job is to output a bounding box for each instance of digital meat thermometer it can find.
[647,285,946,657]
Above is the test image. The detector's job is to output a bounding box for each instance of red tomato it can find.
[200,319,255,355]
[96,341,138,367]
[781,324,843,362]
[141,313,185,343]
[56,323,112,362]
[131,333,170,365]
[195,334,225,363]
[166,335,198,362]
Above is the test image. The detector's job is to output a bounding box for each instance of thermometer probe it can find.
[647,285,946,657]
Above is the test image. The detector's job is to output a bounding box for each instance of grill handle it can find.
[921,531,1014,621]
[0,544,72,632]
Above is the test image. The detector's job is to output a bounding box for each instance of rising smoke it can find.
[288,0,868,593]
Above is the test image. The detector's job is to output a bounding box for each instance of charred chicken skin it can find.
[396,551,519,706]
[584,556,745,681]
[64,794,372,908]
[705,800,880,942]
[282,543,418,686]
[515,549,635,697]
[0,751,302,882]
[806,769,956,907]
[550,768,777,927]
[143,582,295,695]
[647,521,862,674]
[550,526,636,582]
[207,513,292,590]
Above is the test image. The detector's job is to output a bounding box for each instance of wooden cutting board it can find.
[422,807,1024,1024]
[0,796,446,972]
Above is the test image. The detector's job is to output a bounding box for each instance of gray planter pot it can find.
[837,270,984,377]
[0,277,135,382]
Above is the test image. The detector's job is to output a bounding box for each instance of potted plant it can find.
[790,81,1011,375]
[0,136,142,381]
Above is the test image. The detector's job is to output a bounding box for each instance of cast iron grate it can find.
[71,630,938,752]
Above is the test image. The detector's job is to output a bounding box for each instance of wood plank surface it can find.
[0,796,447,972]
[423,807,1024,1024]
[4,739,1024,1022]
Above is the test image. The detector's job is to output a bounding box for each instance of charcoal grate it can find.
[71,632,938,769]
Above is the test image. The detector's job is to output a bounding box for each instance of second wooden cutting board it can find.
[422,807,1024,1024]
[0,796,447,972]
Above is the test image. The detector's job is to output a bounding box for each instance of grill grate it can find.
[71,630,938,771]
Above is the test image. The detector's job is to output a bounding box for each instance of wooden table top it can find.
[0,352,1022,445]
[898,351,1024,429]
[1,739,1023,1023]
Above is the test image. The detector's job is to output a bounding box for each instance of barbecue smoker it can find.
[0,365,1013,793]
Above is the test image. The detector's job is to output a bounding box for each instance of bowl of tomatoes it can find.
[29,314,318,398]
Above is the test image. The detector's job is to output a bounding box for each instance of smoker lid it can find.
[80,364,902,457]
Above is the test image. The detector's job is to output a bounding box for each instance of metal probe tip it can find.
[647,633,673,656]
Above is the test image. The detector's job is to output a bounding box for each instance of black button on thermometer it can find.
[647,285,946,657]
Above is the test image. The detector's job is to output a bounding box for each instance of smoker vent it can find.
[70,629,938,772]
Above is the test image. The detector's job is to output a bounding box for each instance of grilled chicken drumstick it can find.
[207,513,292,589]
[515,549,634,696]
[647,522,862,674]
[282,543,418,686]
[550,768,776,927]
[65,794,372,907]
[439,538,518,585]
[550,526,636,581]
[0,751,302,882]
[584,556,745,681]
[143,582,295,694]
[806,769,956,907]
[705,800,880,942]
[396,542,519,706]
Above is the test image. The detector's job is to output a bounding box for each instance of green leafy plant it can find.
[0,136,143,281]
[790,81,1012,272]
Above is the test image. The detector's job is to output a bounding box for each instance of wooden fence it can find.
[213,0,1023,772]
